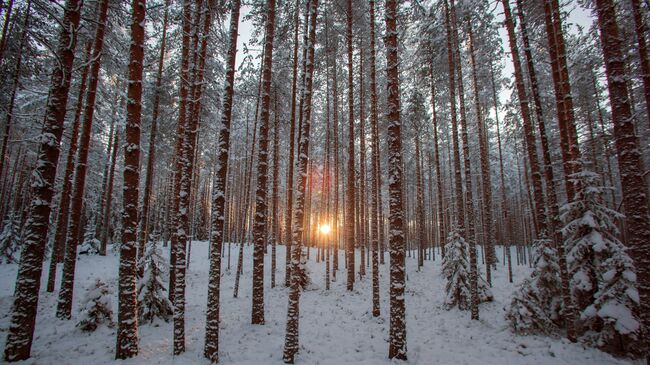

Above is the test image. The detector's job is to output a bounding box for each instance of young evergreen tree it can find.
[442,228,493,310]
[79,218,100,256]
[507,239,562,335]
[0,212,20,263]
[77,279,114,332]
[137,236,172,323]
[561,169,644,357]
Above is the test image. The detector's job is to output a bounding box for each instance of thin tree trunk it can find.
[138,0,170,256]
[203,0,240,360]
[47,40,90,295]
[543,0,580,199]
[283,0,318,361]
[345,0,355,291]
[0,0,29,189]
[385,0,406,359]
[251,0,277,324]
[57,0,111,319]
[284,0,301,287]
[369,0,380,317]
[3,0,82,358]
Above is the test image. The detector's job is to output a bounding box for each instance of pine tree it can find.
[0,213,20,263]
[507,239,562,335]
[442,228,493,310]
[561,169,644,356]
[77,279,114,332]
[137,236,172,323]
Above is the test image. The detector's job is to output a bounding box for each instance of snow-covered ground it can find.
[0,242,637,364]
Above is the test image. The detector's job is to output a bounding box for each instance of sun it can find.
[319,223,331,235]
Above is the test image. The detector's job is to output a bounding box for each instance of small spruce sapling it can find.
[506,239,563,335]
[442,227,492,310]
[79,217,100,255]
[77,279,114,331]
[137,234,172,323]
[0,213,21,263]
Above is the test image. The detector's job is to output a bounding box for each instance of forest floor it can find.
[0,242,637,365]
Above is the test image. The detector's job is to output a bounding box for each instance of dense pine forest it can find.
[0,0,648,363]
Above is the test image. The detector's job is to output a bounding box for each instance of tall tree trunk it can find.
[594,0,650,354]
[516,0,574,339]
[0,0,29,189]
[252,0,277,324]
[630,0,650,127]
[115,0,145,357]
[467,18,494,284]
[283,0,318,362]
[57,0,111,320]
[47,30,90,296]
[203,0,240,360]
[284,0,301,287]
[138,0,170,256]
[345,0,356,291]
[359,45,367,278]
[501,0,547,242]
[415,136,425,270]
[450,0,479,320]
[444,0,464,230]
[369,0,380,317]
[0,0,14,67]
[171,0,194,353]
[100,116,119,255]
[3,0,81,359]
[429,62,445,258]
[543,0,580,199]
[271,95,280,288]
[385,0,406,359]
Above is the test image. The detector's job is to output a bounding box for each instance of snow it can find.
[0,242,634,365]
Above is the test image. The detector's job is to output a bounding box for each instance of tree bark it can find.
[283,0,318,362]
[385,0,406,359]
[543,0,580,199]
[115,0,145,357]
[203,0,240,360]
[3,0,81,359]
[138,0,170,256]
[345,0,356,291]
[594,0,650,353]
[57,0,111,320]
[369,0,380,317]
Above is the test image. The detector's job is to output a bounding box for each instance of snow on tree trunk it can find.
[369,0,380,317]
[385,0,407,359]
[46,41,91,292]
[251,0,277,324]
[115,0,145,357]
[592,0,650,357]
[345,0,355,292]
[57,0,111,320]
[283,0,318,362]
[3,0,82,359]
